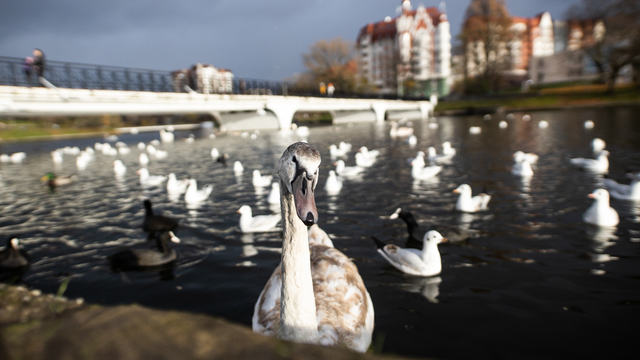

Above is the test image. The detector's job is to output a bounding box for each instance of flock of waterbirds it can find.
[1,112,638,353]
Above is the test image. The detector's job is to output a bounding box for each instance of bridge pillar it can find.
[266,101,298,129]
[419,102,433,119]
[371,102,387,122]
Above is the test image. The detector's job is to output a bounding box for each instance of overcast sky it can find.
[0,0,579,81]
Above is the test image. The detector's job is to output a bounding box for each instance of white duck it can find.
[253,170,273,187]
[513,151,539,164]
[252,142,374,352]
[334,160,364,177]
[411,160,442,180]
[453,184,491,213]
[583,189,619,227]
[570,150,609,174]
[372,230,446,276]
[136,168,166,187]
[324,170,342,194]
[185,179,213,204]
[113,160,127,176]
[390,122,414,137]
[603,172,640,201]
[167,173,189,195]
[238,205,281,233]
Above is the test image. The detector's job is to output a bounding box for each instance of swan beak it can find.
[292,172,318,226]
[441,238,448,243]
[453,189,460,194]
[588,193,595,199]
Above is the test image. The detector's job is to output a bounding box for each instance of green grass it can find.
[0,122,111,140]
[436,86,640,112]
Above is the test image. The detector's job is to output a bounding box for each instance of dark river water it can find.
[1,106,640,359]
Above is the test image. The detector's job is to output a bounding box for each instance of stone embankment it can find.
[0,284,416,360]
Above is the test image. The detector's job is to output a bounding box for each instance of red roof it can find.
[357,7,445,42]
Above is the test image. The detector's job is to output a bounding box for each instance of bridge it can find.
[0,56,435,131]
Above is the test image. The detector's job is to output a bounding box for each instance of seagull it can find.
[136,168,166,187]
[234,161,244,174]
[603,172,640,201]
[390,121,414,137]
[442,142,456,156]
[253,170,273,187]
[591,138,606,155]
[211,148,220,159]
[355,152,376,167]
[469,126,481,134]
[427,147,453,164]
[411,160,442,180]
[453,184,491,213]
[268,183,280,205]
[324,170,343,194]
[167,173,189,195]
[372,230,447,276]
[329,144,349,157]
[185,179,213,204]
[513,151,539,164]
[237,205,281,233]
[570,150,609,174]
[139,153,150,166]
[389,207,473,247]
[512,157,534,177]
[583,189,619,227]
[407,151,425,168]
[113,160,127,176]
[334,160,364,177]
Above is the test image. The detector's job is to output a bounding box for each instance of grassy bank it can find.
[436,84,640,113]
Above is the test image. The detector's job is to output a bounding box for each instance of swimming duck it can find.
[372,230,446,276]
[41,173,76,189]
[142,200,179,240]
[108,230,180,270]
[389,208,472,247]
[0,237,31,269]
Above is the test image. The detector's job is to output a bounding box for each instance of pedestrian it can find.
[327,83,335,97]
[32,49,45,85]
[319,82,326,96]
[22,57,34,86]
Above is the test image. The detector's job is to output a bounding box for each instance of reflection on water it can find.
[1,107,640,359]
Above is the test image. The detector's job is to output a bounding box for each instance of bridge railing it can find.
[0,56,431,101]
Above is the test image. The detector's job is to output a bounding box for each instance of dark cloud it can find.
[0,0,579,80]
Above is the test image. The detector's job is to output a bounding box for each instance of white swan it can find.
[454,184,491,213]
[253,170,273,187]
[185,179,213,204]
[308,224,334,247]
[334,160,364,177]
[583,189,619,227]
[591,138,606,154]
[252,142,374,352]
[570,150,609,174]
[411,160,442,180]
[513,151,539,164]
[167,173,189,195]
[238,205,281,233]
[136,168,166,187]
[324,170,343,194]
[372,230,446,276]
[603,172,640,201]
[113,160,127,176]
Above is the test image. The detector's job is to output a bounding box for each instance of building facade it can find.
[356,0,452,97]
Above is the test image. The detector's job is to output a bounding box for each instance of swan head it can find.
[278,142,321,226]
[424,230,447,244]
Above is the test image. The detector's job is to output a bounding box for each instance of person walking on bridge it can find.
[32,49,45,85]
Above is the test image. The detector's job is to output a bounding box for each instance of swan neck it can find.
[278,180,319,344]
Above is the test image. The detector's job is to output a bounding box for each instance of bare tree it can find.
[459,0,515,93]
[566,0,640,93]
[301,37,358,93]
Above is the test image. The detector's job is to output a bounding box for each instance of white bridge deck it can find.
[0,85,435,130]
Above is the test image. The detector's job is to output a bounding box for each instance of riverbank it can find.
[0,284,411,360]
[435,85,640,115]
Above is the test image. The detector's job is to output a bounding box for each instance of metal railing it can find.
[0,56,432,101]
